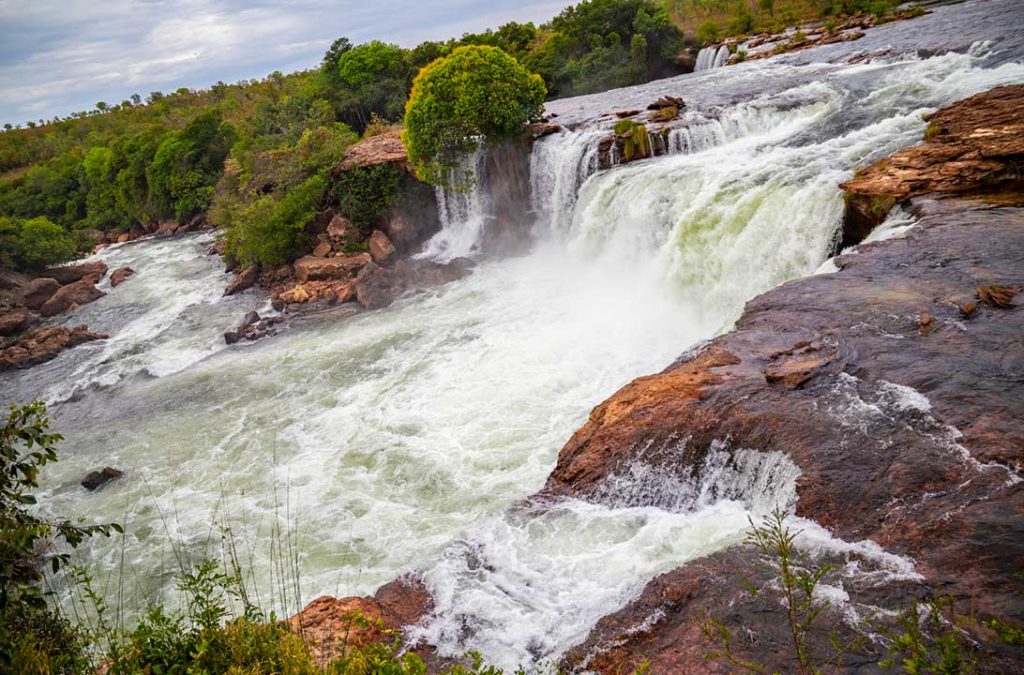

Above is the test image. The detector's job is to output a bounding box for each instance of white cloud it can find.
[0,0,567,125]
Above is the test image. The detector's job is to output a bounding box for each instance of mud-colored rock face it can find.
[549,198,1023,673]
[39,279,105,317]
[0,325,107,371]
[336,129,411,173]
[840,85,1024,247]
[110,267,135,287]
[41,261,108,286]
[289,577,431,666]
[294,254,371,283]
[21,277,61,310]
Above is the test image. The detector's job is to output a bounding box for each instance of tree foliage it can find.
[403,46,545,184]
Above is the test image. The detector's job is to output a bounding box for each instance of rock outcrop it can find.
[110,267,135,287]
[840,84,1024,247]
[224,265,258,296]
[336,129,411,173]
[549,198,1023,673]
[39,279,105,317]
[81,467,124,491]
[0,325,107,371]
[294,253,371,283]
[41,261,108,286]
[289,577,431,666]
[21,277,62,310]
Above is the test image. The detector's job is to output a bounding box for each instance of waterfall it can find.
[529,127,607,236]
[17,10,1024,671]
[695,44,730,71]
[420,149,489,262]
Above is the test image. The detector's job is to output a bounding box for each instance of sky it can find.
[0,0,568,127]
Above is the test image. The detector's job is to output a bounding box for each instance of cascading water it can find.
[4,1,1023,670]
[695,44,731,71]
[420,149,489,262]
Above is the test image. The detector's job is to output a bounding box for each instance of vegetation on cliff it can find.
[403,46,546,184]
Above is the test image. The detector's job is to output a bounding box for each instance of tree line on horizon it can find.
[0,0,898,273]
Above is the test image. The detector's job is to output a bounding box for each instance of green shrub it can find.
[226,174,327,266]
[1,401,120,673]
[696,20,720,45]
[403,45,546,184]
[332,164,403,233]
[14,216,78,271]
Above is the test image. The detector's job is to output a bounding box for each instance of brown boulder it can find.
[336,129,410,173]
[383,214,430,253]
[110,267,135,287]
[0,325,107,371]
[81,467,123,491]
[327,214,360,242]
[368,230,396,265]
[21,277,62,310]
[840,84,1024,247]
[294,253,370,283]
[312,242,332,258]
[289,577,431,667]
[0,308,37,336]
[224,265,258,296]
[42,261,108,285]
[155,220,179,237]
[40,280,105,317]
[116,233,130,243]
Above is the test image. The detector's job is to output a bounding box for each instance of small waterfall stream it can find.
[4,1,1024,669]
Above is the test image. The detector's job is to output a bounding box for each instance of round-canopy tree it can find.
[403,45,546,184]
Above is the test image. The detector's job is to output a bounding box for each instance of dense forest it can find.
[0,0,895,273]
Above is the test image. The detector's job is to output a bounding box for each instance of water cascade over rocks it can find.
[3,0,1023,669]
[694,44,731,71]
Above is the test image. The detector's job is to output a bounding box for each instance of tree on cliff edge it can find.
[402,45,546,185]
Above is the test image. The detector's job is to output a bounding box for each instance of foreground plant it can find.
[1,401,122,672]
[701,508,856,674]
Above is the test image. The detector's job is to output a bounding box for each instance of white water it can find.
[4,11,1024,670]
[694,44,730,71]
[421,150,488,262]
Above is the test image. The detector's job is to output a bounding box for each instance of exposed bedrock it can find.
[840,84,1024,248]
[550,197,1024,672]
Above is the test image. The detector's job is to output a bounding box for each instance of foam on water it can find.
[5,16,1024,669]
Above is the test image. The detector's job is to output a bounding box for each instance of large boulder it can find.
[289,577,431,667]
[294,253,370,283]
[335,129,411,172]
[42,261,108,285]
[155,220,179,237]
[0,325,107,371]
[81,467,123,491]
[21,277,62,310]
[110,267,135,287]
[224,265,258,296]
[39,280,105,317]
[326,214,360,242]
[0,308,37,336]
[384,213,431,253]
[368,230,396,265]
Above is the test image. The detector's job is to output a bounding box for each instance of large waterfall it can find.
[3,1,1023,670]
[694,44,730,71]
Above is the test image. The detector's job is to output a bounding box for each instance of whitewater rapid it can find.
[3,1,1023,669]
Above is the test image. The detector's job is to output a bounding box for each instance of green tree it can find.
[332,41,412,131]
[147,110,235,221]
[403,45,546,184]
[225,174,326,265]
[14,217,77,271]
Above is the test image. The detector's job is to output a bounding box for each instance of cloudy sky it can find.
[0,0,567,126]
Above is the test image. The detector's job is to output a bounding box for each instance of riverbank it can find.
[293,84,1024,673]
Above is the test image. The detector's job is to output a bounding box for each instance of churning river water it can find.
[3,0,1024,668]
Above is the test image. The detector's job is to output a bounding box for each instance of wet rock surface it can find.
[39,279,105,317]
[41,261,108,286]
[840,84,1024,247]
[547,197,1024,673]
[110,267,135,287]
[81,467,124,491]
[0,325,107,371]
[289,577,431,666]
